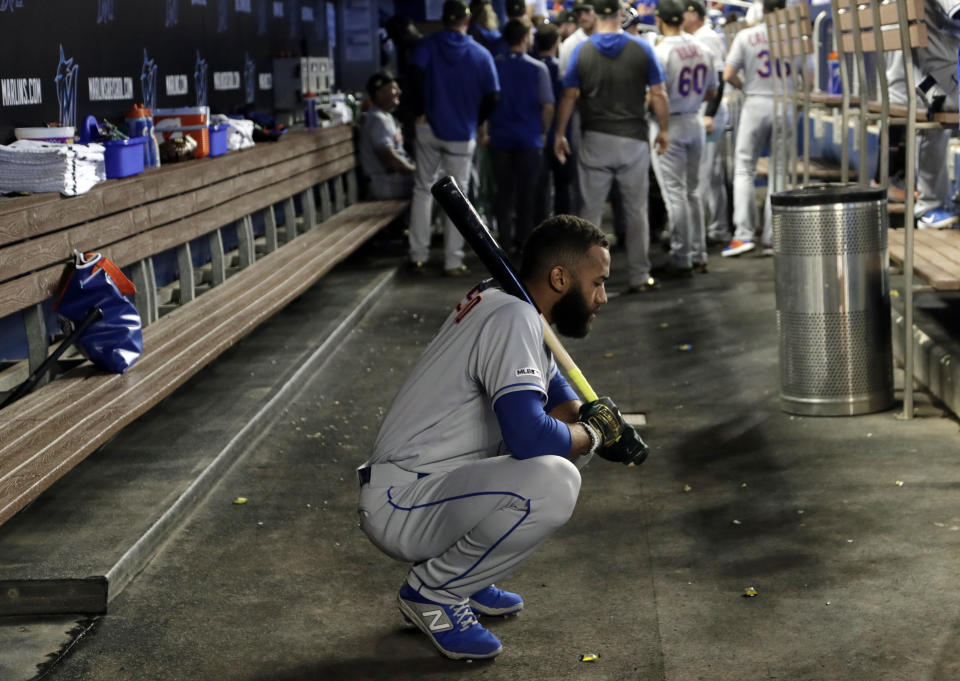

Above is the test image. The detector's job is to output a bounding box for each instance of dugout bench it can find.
[0,124,407,531]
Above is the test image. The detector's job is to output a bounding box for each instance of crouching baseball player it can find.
[357,215,645,660]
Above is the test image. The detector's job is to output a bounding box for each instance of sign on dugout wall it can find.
[0,0,339,141]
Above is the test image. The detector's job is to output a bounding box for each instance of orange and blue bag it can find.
[54,251,143,373]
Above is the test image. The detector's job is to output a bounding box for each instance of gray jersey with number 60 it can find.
[655,33,718,115]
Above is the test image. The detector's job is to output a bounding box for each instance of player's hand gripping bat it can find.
[431,176,648,466]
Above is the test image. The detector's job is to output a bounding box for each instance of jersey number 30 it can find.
[756,50,790,79]
[678,64,708,96]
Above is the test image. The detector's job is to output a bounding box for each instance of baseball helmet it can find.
[655,0,688,26]
[763,0,787,11]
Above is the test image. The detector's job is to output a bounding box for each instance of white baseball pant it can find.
[409,122,473,269]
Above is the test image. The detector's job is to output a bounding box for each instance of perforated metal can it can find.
[770,184,893,416]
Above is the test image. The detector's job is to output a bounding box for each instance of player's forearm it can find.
[376,146,415,173]
[567,422,595,458]
[650,89,670,133]
[723,65,743,91]
[548,398,582,424]
[555,89,578,141]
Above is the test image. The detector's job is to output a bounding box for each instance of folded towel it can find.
[0,140,106,196]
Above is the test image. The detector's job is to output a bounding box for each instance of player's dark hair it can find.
[520,215,609,282]
[534,23,559,52]
[503,18,531,46]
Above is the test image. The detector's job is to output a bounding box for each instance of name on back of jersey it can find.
[675,45,704,62]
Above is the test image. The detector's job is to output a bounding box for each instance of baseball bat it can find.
[432,176,648,465]
[430,175,598,402]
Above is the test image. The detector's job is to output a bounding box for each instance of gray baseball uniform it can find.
[358,106,414,200]
[650,33,717,269]
[727,21,778,246]
[359,282,585,604]
[694,23,731,243]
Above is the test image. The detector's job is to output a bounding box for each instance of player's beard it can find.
[553,284,594,339]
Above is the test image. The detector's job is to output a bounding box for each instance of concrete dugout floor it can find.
[8,237,960,681]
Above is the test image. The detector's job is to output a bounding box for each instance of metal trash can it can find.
[770,184,893,416]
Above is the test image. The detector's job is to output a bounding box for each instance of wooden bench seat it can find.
[888,228,960,290]
[0,200,404,526]
[0,124,408,527]
[809,93,861,107]
[756,156,854,181]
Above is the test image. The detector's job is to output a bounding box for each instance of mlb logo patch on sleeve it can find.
[515,368,542,379]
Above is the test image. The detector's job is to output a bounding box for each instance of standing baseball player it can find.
[721,0,785,258]
[357,215,644,660]
[554,0,669,293]
[683,0,731,247]
[407,0,500,275]
[650,0,717,276]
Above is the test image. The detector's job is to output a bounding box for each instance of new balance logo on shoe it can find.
[422,608,453,632]
[398,583,503,660]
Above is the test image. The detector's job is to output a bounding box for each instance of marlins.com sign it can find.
[1,78,42,106]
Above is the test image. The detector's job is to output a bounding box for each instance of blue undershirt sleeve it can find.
[544,371,578,414]
[493,390,572,459]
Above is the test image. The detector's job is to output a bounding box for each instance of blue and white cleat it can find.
[918,206,959,229]
[398,584,503,660]
[469,585,524,616]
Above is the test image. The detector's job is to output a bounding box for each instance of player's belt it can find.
[357,463,428,487]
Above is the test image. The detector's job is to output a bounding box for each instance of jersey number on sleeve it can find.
[678,64,709,96]
[455,284,484,324]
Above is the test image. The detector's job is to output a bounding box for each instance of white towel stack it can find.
[0,140,106,197]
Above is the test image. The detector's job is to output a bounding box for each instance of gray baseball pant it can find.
[578,130,652,287]
[732,95,774,245]
[700,101,731,242]
[651,113,706,269]
[915,128,950,217]
[359,456,581,604]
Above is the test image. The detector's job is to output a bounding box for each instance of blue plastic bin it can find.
[208,124,229,157]
[103,137,147,179]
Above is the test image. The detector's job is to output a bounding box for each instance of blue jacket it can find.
[412,31,500,141]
